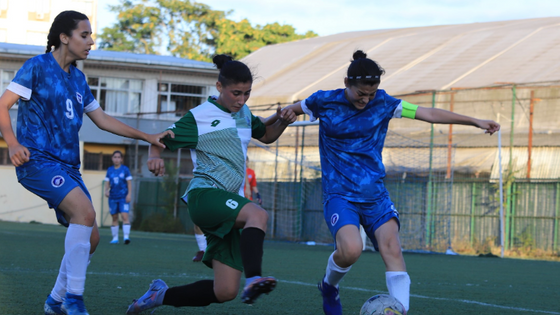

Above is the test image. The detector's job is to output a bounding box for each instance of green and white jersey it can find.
[162,97,266,196]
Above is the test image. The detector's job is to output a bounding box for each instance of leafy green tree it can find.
[97,0,317,61]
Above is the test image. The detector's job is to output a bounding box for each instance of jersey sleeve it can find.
[104,168,110,182]
[301,91,321,122]
[79,72,100,113]
[7,58,37,101]
[393,101,419,119]
[161,111,198,151]
[124,166,133,181]
[251,114,266,139]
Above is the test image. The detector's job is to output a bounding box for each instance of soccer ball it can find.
[359,294,407,315]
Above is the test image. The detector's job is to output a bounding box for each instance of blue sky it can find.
[96,0,560,37]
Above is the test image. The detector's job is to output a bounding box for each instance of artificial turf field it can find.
[1,220,559,315]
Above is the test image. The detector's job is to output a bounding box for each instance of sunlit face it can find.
[216,81,252,113]
[62,19,94,60]
[112,153,123,167]
[344,78,380,110]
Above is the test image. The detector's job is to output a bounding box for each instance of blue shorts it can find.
[108,198,130,215]
[324,195,400,251]
[17,160,91,227]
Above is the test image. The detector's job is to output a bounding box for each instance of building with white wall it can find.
[0,0,97,46]
[0,42,218,225]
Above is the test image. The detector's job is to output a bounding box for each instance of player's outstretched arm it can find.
[87,108,175,148]
[147,145,166,176]
[283,101,305,116]
[258,105,297,143]
[0,90,30,166]
[414,106,500,135]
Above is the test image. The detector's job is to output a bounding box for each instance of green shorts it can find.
[186,188,251,271]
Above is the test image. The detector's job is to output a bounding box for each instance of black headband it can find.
[347,75,380,80]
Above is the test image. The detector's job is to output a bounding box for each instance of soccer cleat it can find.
[124,238,131,245]
[110,239,119,244]
[44,294,66,315]
[318,278,342,315]
[192,250,204,262]
[241,276,277,304]
[126,279,168,314]
[61,293,89,315]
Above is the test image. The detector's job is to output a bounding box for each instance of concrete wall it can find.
[0,165,111,226]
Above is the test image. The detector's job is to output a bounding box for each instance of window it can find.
[0,147,8,165]
[83,151,114,171]
[158,83,206,117]
[1,70,14,92]
[88,77,143,115]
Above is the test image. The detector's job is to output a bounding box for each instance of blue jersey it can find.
[105,165,132,199]
[302,89,403,203]
[7,53,99,171]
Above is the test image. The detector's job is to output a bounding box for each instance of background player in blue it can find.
[125,54,296,314]
[104,150,133,244]
[284,50,500,315]
[0,11,173,315]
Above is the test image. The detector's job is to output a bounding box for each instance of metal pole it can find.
[446,93,454,179]
[498,128,505,258]
[298,125,306,239]
[470,182,476,246]
[509,85,516,171]
[271,140,279,238]
[174,149,181,218]
[527,90,534,179]
[425,91,435,248]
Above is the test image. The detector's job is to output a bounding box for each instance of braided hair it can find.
[46,11,89,67]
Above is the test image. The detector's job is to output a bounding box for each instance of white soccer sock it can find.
[111,225,119,241]
[65,224,93,296]
[324,252,351,287]
[195,233,207,251]
[386,271,411,311]
[51,254,68,302]
[123,224,131,239]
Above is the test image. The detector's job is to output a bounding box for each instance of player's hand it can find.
[147,157,166,176]
[126,194,131,203]
[8,143,30,167]
[255,193,262,205]
[278,105,297,125]
[104,190,110,198]
[147,130,175,148]
[477,120,500,135]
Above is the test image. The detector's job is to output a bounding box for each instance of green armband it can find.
[401,101,419,119]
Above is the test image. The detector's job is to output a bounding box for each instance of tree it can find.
[97,0,317,61]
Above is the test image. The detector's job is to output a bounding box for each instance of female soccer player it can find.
[126,54,296,314]
[0,11,173,315]
[284,50,500,315]
[104,150,133,244]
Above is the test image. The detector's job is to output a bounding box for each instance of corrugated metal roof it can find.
[0,42,215,70]
[243,17,560,106]
[490,147,560,179]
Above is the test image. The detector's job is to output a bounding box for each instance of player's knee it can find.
[257,207,268,223]
[338,243,362,264]
[215,287,238,302]
[378,238,402,257]
[90,229,100,253]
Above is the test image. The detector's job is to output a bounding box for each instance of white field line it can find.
[3,268,558,314]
